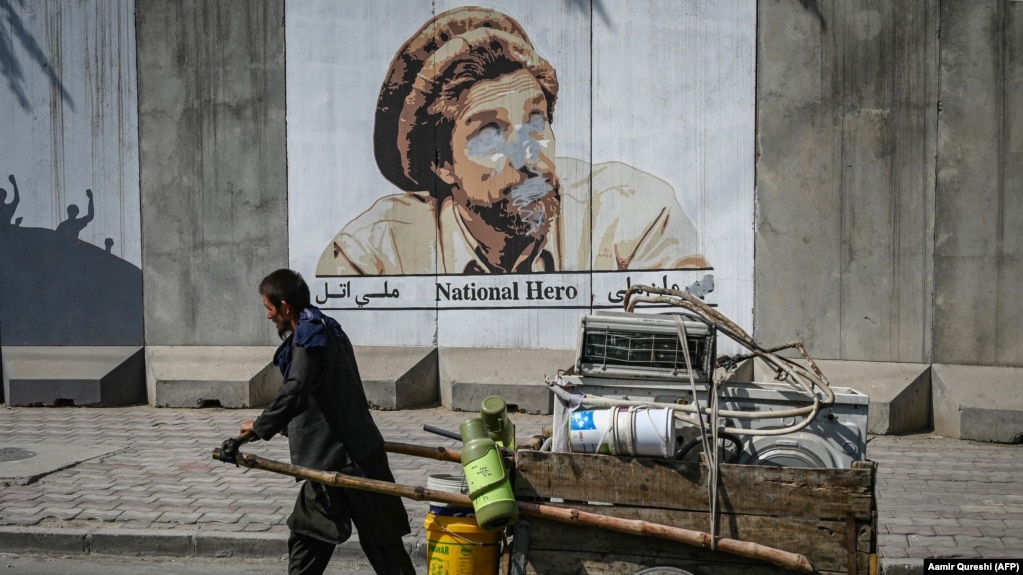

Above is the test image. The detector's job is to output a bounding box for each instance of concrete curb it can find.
[0,526,426,564]
[877,558,924,575]
[0,525,920,573]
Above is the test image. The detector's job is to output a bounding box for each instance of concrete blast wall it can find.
[3,1,1022,422]
[7,0,1018,364]
[135,0,289,347]
[756,0,938,364]
[757,0,1022,368]
[933,1,1023,366]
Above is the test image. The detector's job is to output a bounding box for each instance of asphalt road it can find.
[0,553,378,575]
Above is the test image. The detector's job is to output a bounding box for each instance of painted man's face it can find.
[435,69,559,240]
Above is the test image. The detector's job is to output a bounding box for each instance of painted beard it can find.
[467,175,559,239]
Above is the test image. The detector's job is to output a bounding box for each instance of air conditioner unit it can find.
[574,311,716,384]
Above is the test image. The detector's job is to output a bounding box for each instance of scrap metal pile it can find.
[546,284,867,471]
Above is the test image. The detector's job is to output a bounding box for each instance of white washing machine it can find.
[568,379,868,469]
[716,382,868,469]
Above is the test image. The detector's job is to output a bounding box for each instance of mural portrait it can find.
[315,6,709,277]
[290,0,754,349]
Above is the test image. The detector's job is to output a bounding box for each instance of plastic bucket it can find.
[626,407,677,458]
[569,407,676,458]
[568,408,616,454]
[427,473,473,517]
[424,513,501,575]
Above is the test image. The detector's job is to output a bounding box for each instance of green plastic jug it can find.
[480,396,516,449]
[459,417,518,530]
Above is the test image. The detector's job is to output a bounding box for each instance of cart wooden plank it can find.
[520,529,820,575]
[519,540,864,575]
[514,451,875,520]
[511,451,878,574]
[519,505,873,574]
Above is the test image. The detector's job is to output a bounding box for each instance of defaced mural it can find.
[291,1,754,349]
[315,6,709,277]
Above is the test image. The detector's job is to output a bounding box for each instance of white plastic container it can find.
[426,473,472,515]
[568,407,676,458]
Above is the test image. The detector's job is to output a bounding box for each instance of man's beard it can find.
[468,175,559,239]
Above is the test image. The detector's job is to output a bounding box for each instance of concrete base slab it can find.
[741,358,932,435]
[356,346,438,410]
[1,346,146,407]
[0,441,124,487]
[932,364,1023,443]
[145,345,437,411]
[439,347,574,414]
[814,360,931,435]
[1,350,8,404]
[144,346,281,408]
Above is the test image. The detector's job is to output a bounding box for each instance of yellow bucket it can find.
[424,513,502,575]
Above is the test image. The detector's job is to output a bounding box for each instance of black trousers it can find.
[287,532,333,575]
[287,449,415,575]
[287,531,416,575]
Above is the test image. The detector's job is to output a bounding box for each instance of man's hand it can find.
[241,420,287,438]
[219,422,261,465]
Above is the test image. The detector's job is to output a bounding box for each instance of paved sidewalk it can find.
[0,405,1021,574]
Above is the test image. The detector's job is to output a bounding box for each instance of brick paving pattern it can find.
[1,406,1021,569]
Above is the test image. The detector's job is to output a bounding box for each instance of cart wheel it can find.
[633,568,695,575]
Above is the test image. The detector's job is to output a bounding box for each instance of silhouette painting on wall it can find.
[0,174,20,225]
[0,173,143,346]
[315,6,710,277]
[55,188,94,239]
[1,0,146,348]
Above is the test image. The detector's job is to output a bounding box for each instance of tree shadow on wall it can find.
[0,0,75,112]
[796,0,827,31]
[568,0,612,30]
[0,225,142,345]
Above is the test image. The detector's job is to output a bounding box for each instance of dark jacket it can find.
[252,307,409,545]
[253,308,384,469]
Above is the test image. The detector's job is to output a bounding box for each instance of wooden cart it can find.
[214,437,876,575]
[216,281,877,574]
[505,449,877,575]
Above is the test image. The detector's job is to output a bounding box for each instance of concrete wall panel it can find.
[0,0,143,345]
[592,0,756,348]
[756,0,937,363]
[756,0,842,352]
[136,0,288,346]
[934,1,1023,366]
